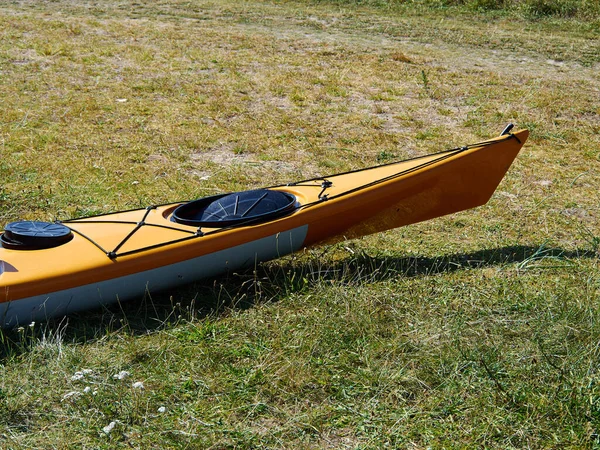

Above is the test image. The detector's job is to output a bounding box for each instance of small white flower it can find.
[102,421,118,435]
[83,386,91,394]
[132,381,144,389]
[158,406,166,413]
[29,321,35,328]
[62,391,81,401]
[71,369,93,381]
[113,370,130,380]
[71,372,85,381]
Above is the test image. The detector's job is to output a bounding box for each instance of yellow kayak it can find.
[0,128,528,327]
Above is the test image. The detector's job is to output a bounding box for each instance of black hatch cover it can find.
[1,221,73,250]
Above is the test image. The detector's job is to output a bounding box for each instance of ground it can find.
[0,0,599,448]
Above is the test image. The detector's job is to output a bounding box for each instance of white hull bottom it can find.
[0,226,308,328]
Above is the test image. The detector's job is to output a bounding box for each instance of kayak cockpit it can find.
[171,189,297,227]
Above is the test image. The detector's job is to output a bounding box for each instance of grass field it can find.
[1,0,599,448]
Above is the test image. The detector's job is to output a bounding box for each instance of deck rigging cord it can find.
[54,129,520,260]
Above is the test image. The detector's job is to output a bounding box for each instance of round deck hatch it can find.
[1,221,73,250]
[172,189,296,227]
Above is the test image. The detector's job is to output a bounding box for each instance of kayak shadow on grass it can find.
[100,242,595,323]
[0,243,595,358]
[301,242,592,281]
[58,243,598,328]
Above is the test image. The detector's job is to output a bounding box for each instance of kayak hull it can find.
[0,226,308,327]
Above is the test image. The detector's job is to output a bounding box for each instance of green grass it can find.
[305,0,600,19]
[1,0,600,447]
